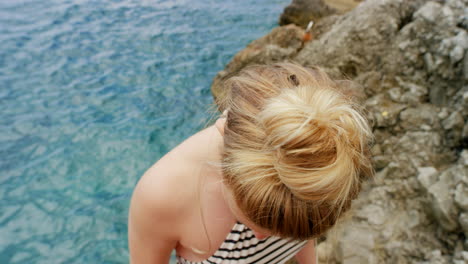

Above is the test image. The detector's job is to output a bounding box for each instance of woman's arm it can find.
[128,168,183,264]
[295,239,317,264]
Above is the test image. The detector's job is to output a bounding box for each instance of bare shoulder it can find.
[130,125,215,230]
[128,149,200,263]
[128,126,219,263]
[130,149,197,230]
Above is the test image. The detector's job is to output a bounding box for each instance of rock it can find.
[341,227,376,263]
[414,1,458,30]
[426,250,450,264]
[365,94,406,128]
[442,112,464,130]
[438,107,450,119]
[279,0,337,28]
[428,168,459,232]
[316,241,339,263]
[387,87,403,102]
[211,24,304,105]
[461,150,468,166]
[459,213,468,237]
[395,77,429,105]
[373,155,390,170]
[356,71,385,96]
[399,105,439,131]
[455,183,468,210]
[394,132,443,166]
[446,31,468,65]
[324,0,363,12]
[429,83,448,106]
[417,167,438,190]
[358,204,386,225]
[407,209,422,229]
[442,111,465,147]
[464,50,468,80]
[371,144,382,155]
[414,2,447,24]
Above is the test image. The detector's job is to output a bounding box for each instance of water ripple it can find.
[0,0,288,262]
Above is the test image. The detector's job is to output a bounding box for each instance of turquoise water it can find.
[0,0,288,263]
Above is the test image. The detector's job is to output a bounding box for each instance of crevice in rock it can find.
[398,12,414,31]
[457,137,468,153]
[339,62,359,79]
[456,21,467,31]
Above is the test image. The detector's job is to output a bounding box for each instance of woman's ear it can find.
[215,110,227,136]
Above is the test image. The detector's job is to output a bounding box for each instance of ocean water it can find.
[0,0,289,263]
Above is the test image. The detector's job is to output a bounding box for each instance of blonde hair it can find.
[217,62,374,240]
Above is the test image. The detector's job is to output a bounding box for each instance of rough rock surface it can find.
[324,0,363,11]
[279,0,364,28]
[211,24,305,105]
[212,0,468,263]
[279,0,337,28]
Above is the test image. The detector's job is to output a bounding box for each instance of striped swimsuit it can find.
[176,222,308,264]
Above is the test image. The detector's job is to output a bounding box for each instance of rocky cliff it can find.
[211,0,468,263]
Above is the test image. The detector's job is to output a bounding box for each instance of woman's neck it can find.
[186,124,224,185]
[195,125,236,223]
[204,124,224,166]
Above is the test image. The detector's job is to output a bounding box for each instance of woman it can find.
[128,62,374,264]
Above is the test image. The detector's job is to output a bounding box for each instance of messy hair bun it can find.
[218,62,373,240]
